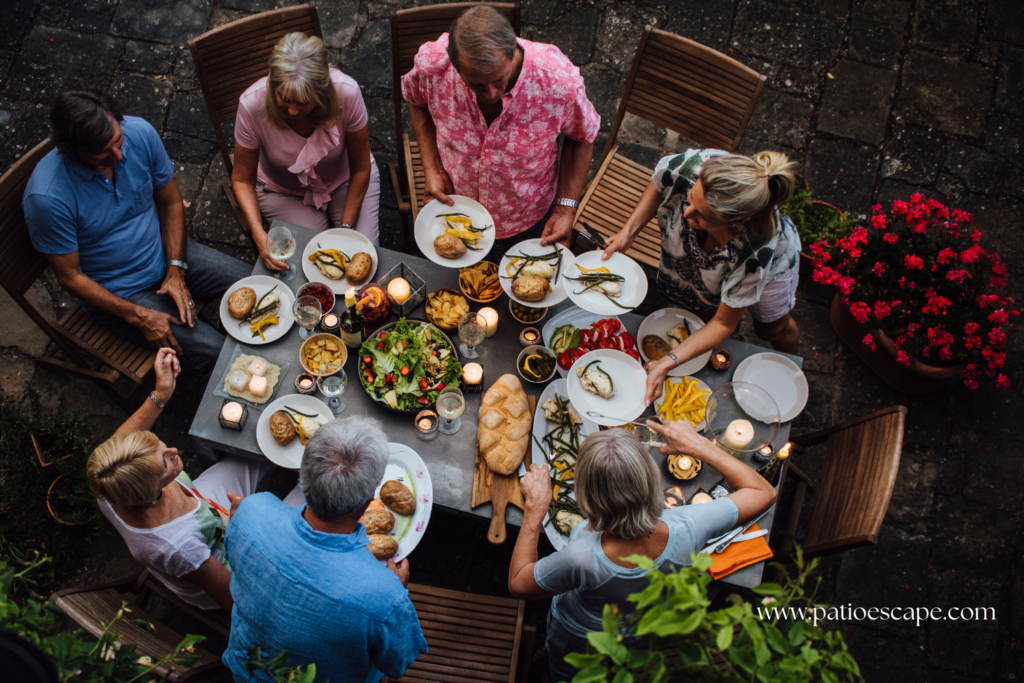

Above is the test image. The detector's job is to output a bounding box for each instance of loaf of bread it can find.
[478,374,531,475]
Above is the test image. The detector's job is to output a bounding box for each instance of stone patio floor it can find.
[1,0,1023,680]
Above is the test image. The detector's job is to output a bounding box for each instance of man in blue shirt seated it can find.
[23,90,250,372]
[223,417,428,682]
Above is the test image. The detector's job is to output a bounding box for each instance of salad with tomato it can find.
[358,318,463,412]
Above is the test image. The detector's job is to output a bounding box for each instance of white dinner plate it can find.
[300,228,378,295]
[567,349,647,427]
[732,352,809,423]
[255,394,332,468]
[499,238,573,307]
[220,275,296,345]
[541,307,626,378]
[637,308,712,377]
[414,195,496,268]
[654,377,711,431]
[524,379,597,552]
[563,251,647,314]
[375,443,434,563]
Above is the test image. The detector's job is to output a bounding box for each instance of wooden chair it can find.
[573,27,767,268]
[51,572,226,682]
[0,138,156,413]
[385,583,535,683]
[389,3,520,222]
[776,406,907,560]
[189,2,323,232]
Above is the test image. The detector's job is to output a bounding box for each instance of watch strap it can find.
[555,198,579,210]
[666,352,680,368]
[167,259,188,271]
[149,392,167,410]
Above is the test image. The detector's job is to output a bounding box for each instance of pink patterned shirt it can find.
[402,35,600,238]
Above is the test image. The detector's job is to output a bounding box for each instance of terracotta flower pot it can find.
[46,475,96,527]
[830,294,964,395]
[798,201,847,276]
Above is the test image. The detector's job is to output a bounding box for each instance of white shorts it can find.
[747,266,799,323]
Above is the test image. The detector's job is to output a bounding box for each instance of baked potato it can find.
[641,335,670,361]
[380,480,416,515]
[269,411,296,446]
[346,252,373,283]
[228,287,256,319]
[367,534,399,559]
[434,234,467,259]
[359,508,395,535]
[511,275,548,302]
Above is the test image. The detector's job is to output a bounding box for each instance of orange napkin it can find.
[708,523,773,580]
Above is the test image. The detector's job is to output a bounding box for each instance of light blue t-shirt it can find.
[534,497,739,639]
[23,115,174,300]
[223,493,428,683]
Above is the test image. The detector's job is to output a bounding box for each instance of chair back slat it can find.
[189,2,322,172]
[0,138,55,297]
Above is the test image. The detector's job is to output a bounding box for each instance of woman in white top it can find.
[88,348,274,611]
[509,422,776,682]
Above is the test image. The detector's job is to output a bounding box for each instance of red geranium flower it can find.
[896,350,911,366]
[996,374,1011,389]
[905,254,925,270]
[883,232,899,244]
[862,334,876,351]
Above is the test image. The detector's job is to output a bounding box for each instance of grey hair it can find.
[575,430,662,539]
[447,5,517,73]
[299,417,389,521]
[263,32,341,131]
[698,151,798,240]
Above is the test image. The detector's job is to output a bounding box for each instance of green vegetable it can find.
[549,324,580,354]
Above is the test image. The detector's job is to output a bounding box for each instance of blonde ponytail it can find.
[698,151,798,239]
[87,431,164,507]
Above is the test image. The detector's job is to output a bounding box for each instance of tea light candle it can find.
[663,486,685,509]
[228,370,249,392]
[322,313,339,333]
[415,409,439,440]
[519,327,540,348]
[463,363,483,385]
[248,359,268,377]
[478,307,498,337]
[387,277,411,304]
[249,375,268,397]
[710,348,732,371]
[218,400,248,431]
[754,443,776,463]
[721,419,754,450]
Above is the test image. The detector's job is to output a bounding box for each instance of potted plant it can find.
[46,464,97,527]
[809,194,1019,394]
[781,183,853,275]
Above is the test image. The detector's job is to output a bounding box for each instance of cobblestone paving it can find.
[1,1,1023,680]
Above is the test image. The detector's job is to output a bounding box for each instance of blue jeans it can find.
[546,610,588,683]
[94,239,251,374]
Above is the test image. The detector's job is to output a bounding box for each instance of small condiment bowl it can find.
[297,282,336,315]
[299,333,347,376]
[509,299,548,324]
[517,345,557,384]
[458,261,502,303]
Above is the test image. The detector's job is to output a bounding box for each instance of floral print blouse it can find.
[652,150,801,313]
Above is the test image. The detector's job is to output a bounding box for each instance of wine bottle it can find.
[339,288,364,349]
[755,445,791,487]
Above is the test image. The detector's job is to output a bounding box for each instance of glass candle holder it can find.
[379,263,426,317]
[295,373,318,395]
[462,362,484,393]
[320,312,340,335]
[415,409,439,441]
[663,486,686,509]
[519,327,541,348]
[218,400,248,431]
[754,443,776,463]
[711,348,732,371]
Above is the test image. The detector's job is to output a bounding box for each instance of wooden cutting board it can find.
[471,395,536,544]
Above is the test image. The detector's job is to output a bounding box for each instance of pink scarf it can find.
[287,124,342,210]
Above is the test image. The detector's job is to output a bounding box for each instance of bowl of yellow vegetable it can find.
[654,375,711,431]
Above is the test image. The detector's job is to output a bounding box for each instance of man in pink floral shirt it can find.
[402,6,600,249]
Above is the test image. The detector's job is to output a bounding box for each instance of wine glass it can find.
[318,369,347,414]
[457,312,485,359]
[266,224,297,281]
[293,295,322,340]
[436,385,465,435]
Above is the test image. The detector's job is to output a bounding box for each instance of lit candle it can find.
[300,378,313,390]
[690,492,713,505]
[248,359,268,377]
[678,456,693,470]
[478,307,498,337]
[716,354,727,363]
[387,278,411,303]
[415,409,439,440]
[463,363,483,385]
[418,419,432,430]
[721,419,754,450]
[323,314,338,327]
[525,331,536,342]
[228,370,248,392]
[249,375,268,397]
[221,401,244,423]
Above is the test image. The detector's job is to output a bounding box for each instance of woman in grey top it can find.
[509,420,776,682]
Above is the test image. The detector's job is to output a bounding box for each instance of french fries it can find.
[459,262,502,301]
[658,376,709,427]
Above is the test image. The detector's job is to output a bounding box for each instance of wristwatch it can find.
[166,259,188,272]
[555,198,579,210]
[341,224,353,230]
[666,352,681,368]
[149,392,167,410]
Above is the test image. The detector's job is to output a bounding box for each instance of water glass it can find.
[457,312,485,359]
[436,385,465,435]
[318,369,347,414]
[293,295,322,340]
[267,224,297,281]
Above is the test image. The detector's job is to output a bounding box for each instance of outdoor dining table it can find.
[188,221,802,589]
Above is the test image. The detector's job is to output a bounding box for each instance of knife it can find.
[709,508,771,554]
[578,221,608,250]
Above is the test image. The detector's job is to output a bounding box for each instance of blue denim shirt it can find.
[23,115,173,300]
[224,493,427,682]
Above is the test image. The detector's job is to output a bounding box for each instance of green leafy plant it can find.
[566,549,861,683]
[782,186,854,248]
[247,647,318,682]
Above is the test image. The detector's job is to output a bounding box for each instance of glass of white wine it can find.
[457,312,485,359]
[436,385,465,435]
[318,369,347,414]
[266,224,297,281]
[293,295,322,340]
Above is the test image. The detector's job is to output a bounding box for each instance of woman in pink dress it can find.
[231,32,380,272]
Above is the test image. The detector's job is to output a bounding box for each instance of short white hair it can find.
[575,430,662,539]
[299,417,389,521]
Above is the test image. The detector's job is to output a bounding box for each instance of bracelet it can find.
[341,223,353,230]
[149,392,167,410]
[555,198,579,210]
[666,352,680,368]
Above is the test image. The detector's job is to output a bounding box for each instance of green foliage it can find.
[782,186,854,247]
[247,647,318,683]
[0,554,204,682]
[567,548,862,683]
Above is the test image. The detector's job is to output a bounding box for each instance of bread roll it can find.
[228,287,256,319]
[478,374,531,475]
[359,508,395,535]
[380,481,416,515]
[367,534,399,559]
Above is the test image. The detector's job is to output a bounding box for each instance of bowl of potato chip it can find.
[299,333,347,376]
[424,289,470,331]
[458,261,502,303]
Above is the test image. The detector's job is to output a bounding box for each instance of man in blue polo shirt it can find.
[23,90,250,372]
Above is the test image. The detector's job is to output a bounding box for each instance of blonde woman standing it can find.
[232,32,379,272]
[87,348,275,612]
[601,150,801,405]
